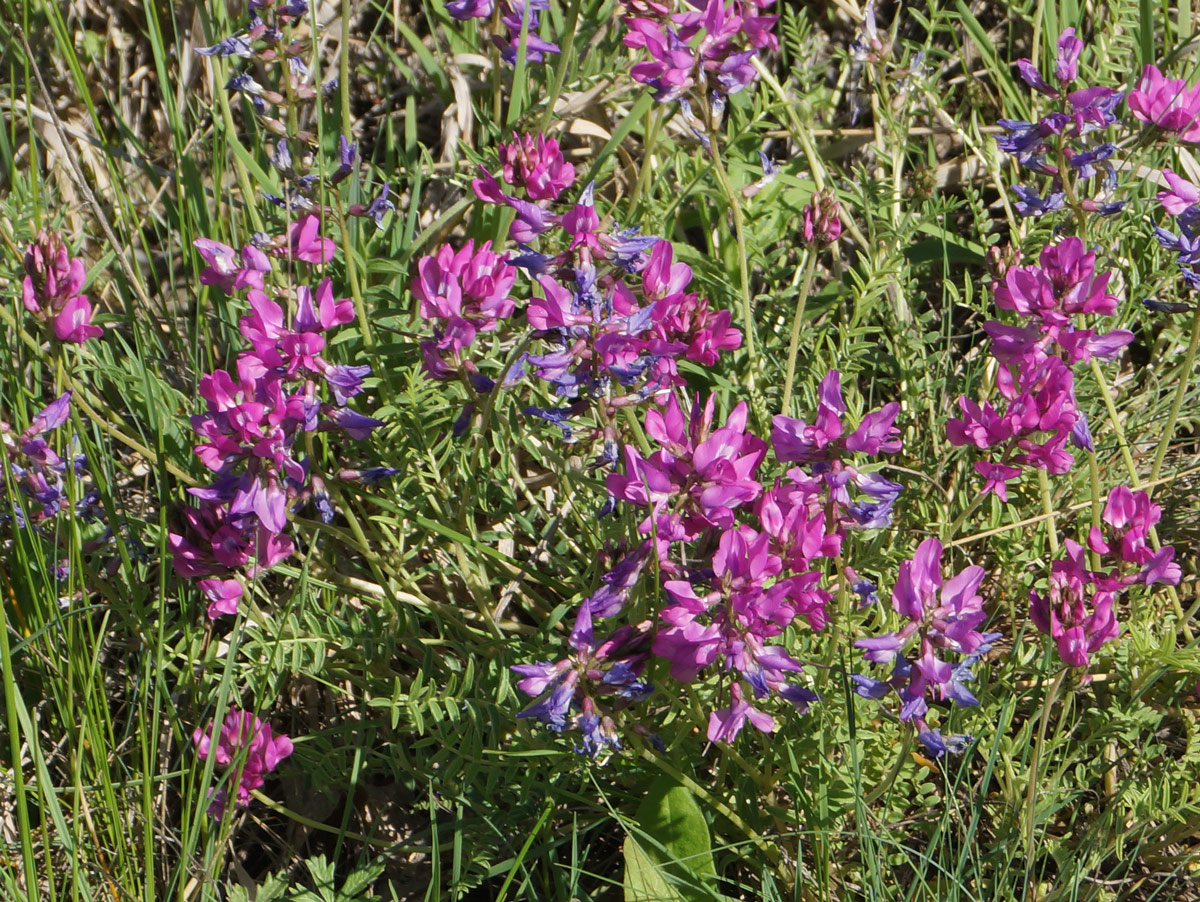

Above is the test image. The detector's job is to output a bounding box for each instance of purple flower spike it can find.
[193,709,293,815]
[854,538,992,724]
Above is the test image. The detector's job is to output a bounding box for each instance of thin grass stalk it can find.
[1149,302,1200,488]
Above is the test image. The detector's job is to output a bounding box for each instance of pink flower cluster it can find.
[1031,486,1180,669]
[1128,64,1200,142]
[514,371,905,752]
[22,230,103,344]
[193,708,294,816]
[415,240,517,379]
[171,216,382,620]
[947,237,1132,502]
[414,132,741,442]
[621,0,778,101]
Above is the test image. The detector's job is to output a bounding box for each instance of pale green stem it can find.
[781,251,818,416]
[1024,669,1068,875]
[1086,449,1104,570]
[1087,358,1139,485]
[1037,469,1059,555]
[707,136,756,362]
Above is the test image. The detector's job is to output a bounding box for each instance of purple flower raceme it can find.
[998,28,1126,218]
[193,708,294,815]
[454,149,742,444]
[606,394,767,541]
[768,369,904,530]
[445,0,559,64]
[654,523,827,743]
[853,538,997,756]
[512,603,652,757]
[413,240,518,379]
[173,218,383,607]
[1030,488,1180,670]
[0,392,97,530]
[22,231,103,344]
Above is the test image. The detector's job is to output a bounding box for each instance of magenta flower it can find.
[623,0,776,101]
[993,237,1118,325]
[413,240,517,369]
[198,578,243,619]
[1030,540,1120,668]
[53,296,104,344]
[607,394,767,539]
[1127,64,1200,141]
[652,524,825,736]
[854,538,995,745]
[1157,168,1200,216]
[193,239,272,295]
[168,500,295,578]
[193,708,294,815]
[771,370,901,464]
[284,214,337,264]
[496,132,576,202]
[1087,485,1181,586]
[707,682,775,743]
[22,230,103,344]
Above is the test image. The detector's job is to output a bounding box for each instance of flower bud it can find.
[985,243,1023,280]
[801,190,843,247]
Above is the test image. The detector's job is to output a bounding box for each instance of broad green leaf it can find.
[625,835,687,902]
[624,777,719,902]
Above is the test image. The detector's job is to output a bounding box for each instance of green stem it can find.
[1024,668,1068,877]
[0,584,39,890]
[1036,469,1059,555]
[1087,357,1139,485]
[629,104,666,216]
[781,251,818,415]
[707,135,756,363]
[1086,448,1104,569]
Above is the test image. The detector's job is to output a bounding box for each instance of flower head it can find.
[1128,64,1200,141]
[193,708,293,815]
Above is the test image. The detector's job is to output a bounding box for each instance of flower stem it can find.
[1023,667,1069,880]
[705,126,757,363]
[781,250,818,416]
[1036,469,1059,554]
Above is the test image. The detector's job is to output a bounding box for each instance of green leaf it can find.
[624,777,719,902]
[625,835,686,902]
